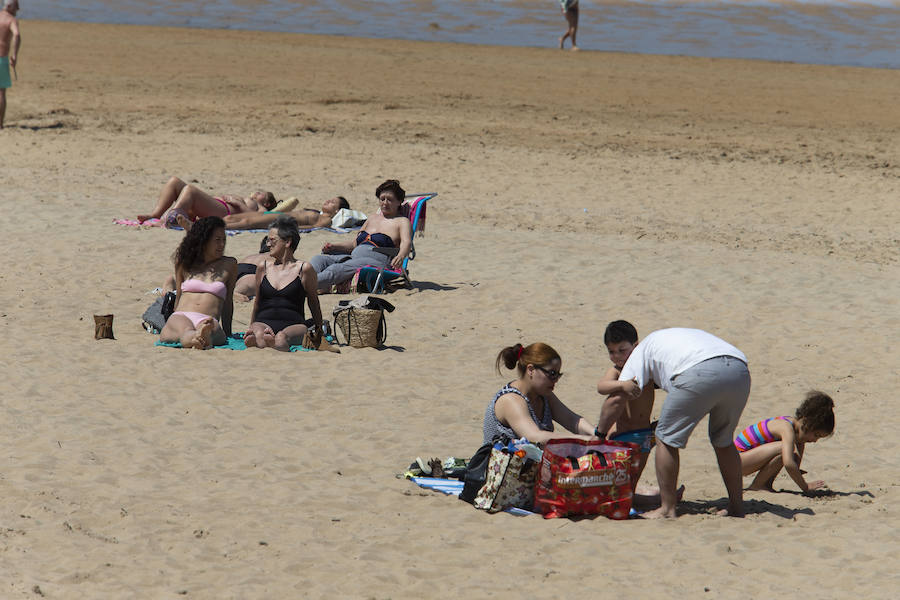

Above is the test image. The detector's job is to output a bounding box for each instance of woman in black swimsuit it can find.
[244,216,323,351]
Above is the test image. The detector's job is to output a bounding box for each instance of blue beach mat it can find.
[410,477,640,518]
[155,332,313,352]
[113,218,360,236]
[411,478,533,516]
[113,219,361,235]
[221,225,361,236]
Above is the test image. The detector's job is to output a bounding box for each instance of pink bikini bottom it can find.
[214,197,233,216]
[170,311,219,329]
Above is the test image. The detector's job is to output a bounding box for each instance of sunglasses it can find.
[535,365,563,381]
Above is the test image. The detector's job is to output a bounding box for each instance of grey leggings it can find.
[310,244,391,291]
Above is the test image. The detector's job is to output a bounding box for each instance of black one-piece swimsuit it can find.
[256,274,307,333]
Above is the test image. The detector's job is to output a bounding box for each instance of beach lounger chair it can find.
[354,193,435,293]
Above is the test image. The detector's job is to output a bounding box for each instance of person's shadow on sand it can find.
[410,281,459,292]
[676,488,874,518]
[775,488,874,499]
[676,498,814,519]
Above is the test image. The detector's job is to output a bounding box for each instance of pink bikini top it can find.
[182,278,227,299]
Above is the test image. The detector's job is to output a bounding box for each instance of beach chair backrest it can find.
[402,193,435,238]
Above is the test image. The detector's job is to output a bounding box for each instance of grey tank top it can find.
[482,383,554,444]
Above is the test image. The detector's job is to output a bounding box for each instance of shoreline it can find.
[20,0,900,69]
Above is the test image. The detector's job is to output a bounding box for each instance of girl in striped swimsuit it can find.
[735,391,835,493]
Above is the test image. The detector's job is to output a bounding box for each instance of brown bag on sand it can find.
[94,314,115,339]
[302,330,341,353]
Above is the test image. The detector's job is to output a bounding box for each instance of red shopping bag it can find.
[533,438,640,520]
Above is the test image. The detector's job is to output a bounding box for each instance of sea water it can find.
[22,0,900,68]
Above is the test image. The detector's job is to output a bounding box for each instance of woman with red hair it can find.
[484,342,600,445]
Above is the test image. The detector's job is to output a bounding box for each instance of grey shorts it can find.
[655,356,751,449]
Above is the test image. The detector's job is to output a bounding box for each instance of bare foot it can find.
[559,36,565,49]
[641,506,677,519]
[635,483,660,496]
[633,484,685,508]
[746,482,776,492]
[571,45,581,52]
[137,214,154,223]
[715,507,745,518]
[244,331,258,348]
[185,319,214,349]
[175,213,192,232]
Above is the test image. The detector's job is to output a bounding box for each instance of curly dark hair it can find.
[173,216,226,272]
[795,390,835,436]
[375,179,405,203]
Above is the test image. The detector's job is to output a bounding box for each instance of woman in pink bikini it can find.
[159,216,238,349]
[138,175,277,228]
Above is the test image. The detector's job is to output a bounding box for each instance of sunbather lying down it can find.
[222,196,349,230]
[138,176,277,227]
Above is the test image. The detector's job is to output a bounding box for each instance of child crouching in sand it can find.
[735,391,835,493]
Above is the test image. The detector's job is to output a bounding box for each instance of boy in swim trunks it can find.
[596,320,657,479]
[0,0,21,129]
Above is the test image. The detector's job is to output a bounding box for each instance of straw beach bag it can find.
[334,307,384,348]
[332,296,394,348]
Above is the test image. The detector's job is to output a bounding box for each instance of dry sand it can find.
[1,20,898,599]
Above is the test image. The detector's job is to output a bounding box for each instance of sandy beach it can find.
[1,20,899,598]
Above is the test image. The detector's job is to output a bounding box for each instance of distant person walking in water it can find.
[0,0,21,129]
[558,0,579,51]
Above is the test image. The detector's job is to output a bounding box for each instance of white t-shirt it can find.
[618,328,747,393]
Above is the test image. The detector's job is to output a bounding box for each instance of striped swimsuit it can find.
[734,416,792,452]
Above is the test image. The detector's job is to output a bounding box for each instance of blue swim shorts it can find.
[610,427,656,454]
[0,57,10,89]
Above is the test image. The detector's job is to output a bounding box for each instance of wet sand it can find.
[25,0,900,67]
[1,20,898,599]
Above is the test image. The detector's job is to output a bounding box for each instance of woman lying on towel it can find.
[243,216,324,351]
[310,179,411,292]
[137,176,278,228]
[485,342,603,445]
[159,216,237,349]
[221,195,350,231]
